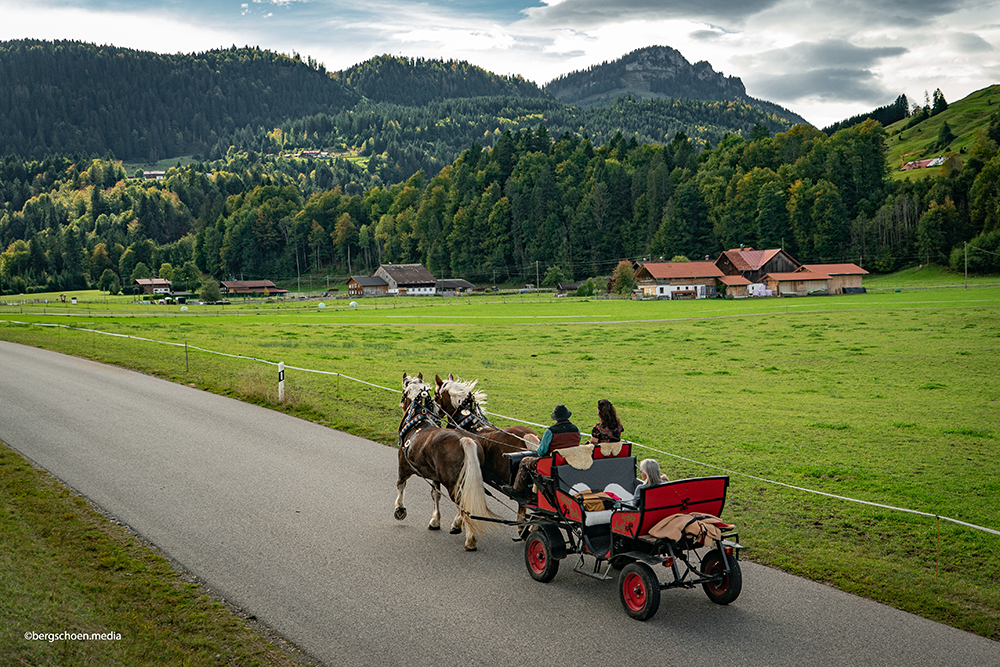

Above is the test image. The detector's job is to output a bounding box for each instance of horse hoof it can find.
[428,524,441,531]
[394,507,407,521]
[449,527,462,535]
[465,545,478,552]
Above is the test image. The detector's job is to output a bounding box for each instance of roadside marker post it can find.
[278,362,285,403]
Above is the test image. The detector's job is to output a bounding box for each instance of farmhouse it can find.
[220,280,289,296]
[375,264,437,296]
[716,247,801,284]
[796,263,868,294]
[763,272,831,296]
[133,277,171,294]
[635,261,723,299]
[348,275,389,297]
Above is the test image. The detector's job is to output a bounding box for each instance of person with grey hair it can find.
[636,458,669,492]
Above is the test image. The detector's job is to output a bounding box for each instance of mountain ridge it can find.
[544,45,808,125]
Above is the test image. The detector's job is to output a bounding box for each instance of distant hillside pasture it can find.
[2,289,998,639]
[885,84,1000,181]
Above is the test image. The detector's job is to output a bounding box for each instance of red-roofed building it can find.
[635,261,724,299]
[133,278,171,294]
[796,263,868,294]
[220,280,289,296]
[715,247,801,284]
[716,274,753,299]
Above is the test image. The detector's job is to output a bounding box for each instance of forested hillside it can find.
[334,55,547,105]
[0,40,356,161]
[4,105,1000,296]
[0,39,802,179]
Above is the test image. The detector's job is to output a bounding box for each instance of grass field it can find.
[2,287,999,641]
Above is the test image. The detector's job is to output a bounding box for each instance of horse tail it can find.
[456,436,497,535]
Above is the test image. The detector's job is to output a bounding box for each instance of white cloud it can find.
[0,2,239,54]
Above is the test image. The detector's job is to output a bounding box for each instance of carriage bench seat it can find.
[533,455,640,524]
[610,476,729,539]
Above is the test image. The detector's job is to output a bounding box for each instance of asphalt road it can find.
[2,340,997,667]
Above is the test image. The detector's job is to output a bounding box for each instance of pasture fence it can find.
[2,317,998,551]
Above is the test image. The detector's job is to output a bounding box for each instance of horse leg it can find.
[429,483,442,530]
[394,475,408,520]
[464,525,478,551]
[449,508,463,535]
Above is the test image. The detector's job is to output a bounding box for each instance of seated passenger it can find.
[504,404,580,498]
[588,398,624,444]
[635,458,669,495]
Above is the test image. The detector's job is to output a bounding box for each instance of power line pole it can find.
[536,260,539,291]
[964,241,968,290]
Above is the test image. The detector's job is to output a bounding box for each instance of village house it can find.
[133,277,171,294]
[348,275,389,297]
[763,272,831,296]
[375,264,437,296]
[796,263,869,294]
[715,246,801,284]
[634,261,724,299]
[219,280,289,297]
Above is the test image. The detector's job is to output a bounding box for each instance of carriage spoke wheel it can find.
[701,549,743,605]
[618,562,660,621]
[524,531,559,582]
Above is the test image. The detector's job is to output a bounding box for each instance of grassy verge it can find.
[2,288,999,640]
[0,442,314,666]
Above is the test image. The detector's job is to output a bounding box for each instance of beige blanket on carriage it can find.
[647,513,735,545]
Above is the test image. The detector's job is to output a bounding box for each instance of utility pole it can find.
[964,241,968,290]
[536,260,539,291]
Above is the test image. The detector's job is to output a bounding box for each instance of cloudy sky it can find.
[2,0,998,128]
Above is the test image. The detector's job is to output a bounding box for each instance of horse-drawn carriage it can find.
[499,443,745,620]
[395,373,745,621]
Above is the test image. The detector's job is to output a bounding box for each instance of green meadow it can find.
[2,288,999,639]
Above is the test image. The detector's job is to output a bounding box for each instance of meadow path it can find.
[1,340,997,666]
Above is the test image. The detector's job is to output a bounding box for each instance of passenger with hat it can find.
[504,405,580,499]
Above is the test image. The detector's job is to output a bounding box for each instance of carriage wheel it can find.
[618,562,660,621]
[701,549,743,605]
[524,531,560,582]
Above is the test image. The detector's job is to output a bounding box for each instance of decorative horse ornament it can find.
[434,373,540,488]
[395,372,496,551]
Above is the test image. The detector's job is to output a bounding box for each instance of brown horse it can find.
[394,373,496,551]
[434,374,541,487]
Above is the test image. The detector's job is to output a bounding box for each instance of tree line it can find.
[4,112,1000,296]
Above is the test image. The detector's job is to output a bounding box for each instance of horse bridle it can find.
[398,385,442,447]
[446,391,493,432]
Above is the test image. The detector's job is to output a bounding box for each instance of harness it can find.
[398,390,442,448]
[450,392,493,432]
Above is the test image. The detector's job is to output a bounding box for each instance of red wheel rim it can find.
[528,539,547,574]
[704,557,728,595]
[622,572,647,612]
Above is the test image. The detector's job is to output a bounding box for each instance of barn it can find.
[796,264,868,294]
[763,272,831,296]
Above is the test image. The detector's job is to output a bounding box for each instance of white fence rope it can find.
[3,318,997,537]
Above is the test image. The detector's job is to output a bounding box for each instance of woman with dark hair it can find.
[589,398,623,444]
